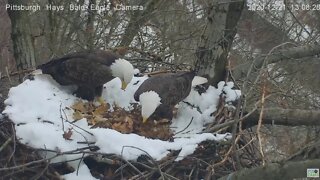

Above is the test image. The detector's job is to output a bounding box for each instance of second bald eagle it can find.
[37,50,134,101]
[134,72,207,123]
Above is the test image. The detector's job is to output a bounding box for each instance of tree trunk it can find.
[85,0,96,50]
[243,108,320,128]
[218,159,320,180]
[7,0,36,78]
[196,1,244,86]
[205,108,320,133]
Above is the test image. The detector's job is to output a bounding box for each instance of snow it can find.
[101,76,148,110]
[171,82,226,136]
[223,82,241,102]
[133,68,140,75]
[93,128,231,161]
[2,74,240,179]
[63,163,97,180]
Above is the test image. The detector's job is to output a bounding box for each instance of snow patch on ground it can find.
[2,74,239,179]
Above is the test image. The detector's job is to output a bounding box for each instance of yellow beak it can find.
[142,116,148,123]
[121,81,127,90]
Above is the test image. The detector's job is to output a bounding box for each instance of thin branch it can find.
[174,117,194,135]
[0,137,12,153]
[256,71,267,166]
[5,67,12,85]
[120,146,148,178]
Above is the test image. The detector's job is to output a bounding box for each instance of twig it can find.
[5,66,12,85]
[174,117,194,135]
[0,137,12,153]
[0,68,35,80]
[182,101,202,113]
[59,103,65,132]
[246,42,296,97]
[212,145,233,168]
[204,104,258,133]
[121,146,165,179]
[77,141,96,145]
[50,157,84,164]
[235,137,256,152]
[60,104,93,146]
[37,146,99,154]
[188,166,195,180]
[284,2,311,38]
[257,71,267,166]
[76,153,85,175]
[8,123,16,164]
[61,107,94,136]
[30,161,50,180]
[120,146,148,178]
[128,171,150,180]
[204,94,273,133]
[161,172,180,180]
[145,70,169,76]
[0,156,52,171]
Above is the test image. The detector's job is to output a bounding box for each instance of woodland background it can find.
[0,0,320,179]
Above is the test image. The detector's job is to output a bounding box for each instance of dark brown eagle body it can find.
[134,71,195,120]
[38,50,120,101]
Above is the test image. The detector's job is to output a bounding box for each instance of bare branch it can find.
[243,108,320,128]
[233,44,320,79]
[218,159,320,180]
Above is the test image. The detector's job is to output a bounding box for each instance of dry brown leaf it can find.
[71,101,87,112]
[92,103,109,117]
[90,115,108,125]
[69,101,174,140]
[124,116,133,127]
[73,111,84,120]
[112,116,133,133]
[63,128,73,140]
[135,118,173,140]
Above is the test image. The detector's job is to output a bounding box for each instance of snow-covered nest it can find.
[2,74,240,179]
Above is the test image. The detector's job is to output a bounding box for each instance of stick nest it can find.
[0,95,261,179]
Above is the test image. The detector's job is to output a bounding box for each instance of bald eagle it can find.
[37,50,134,101]
[134,71,203,123]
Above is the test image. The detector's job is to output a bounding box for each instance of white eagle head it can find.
[110,58,134,90]
[139,91,162,123]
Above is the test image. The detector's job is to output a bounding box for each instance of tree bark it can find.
[206,108,320,133]
[242,108,320,128]
[85,0,96,50]
[196,0,244,86]
[218,159,320,180]
[0,0,15,74]
[7,0,36,72]
[232,43,320,80]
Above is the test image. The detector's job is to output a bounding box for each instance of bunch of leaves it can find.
[70,101,173,140]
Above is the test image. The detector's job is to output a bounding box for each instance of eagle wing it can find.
[62,58,113,86]
[134,72,195,106]
[163,74,193,106]
[38,50,118,86]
